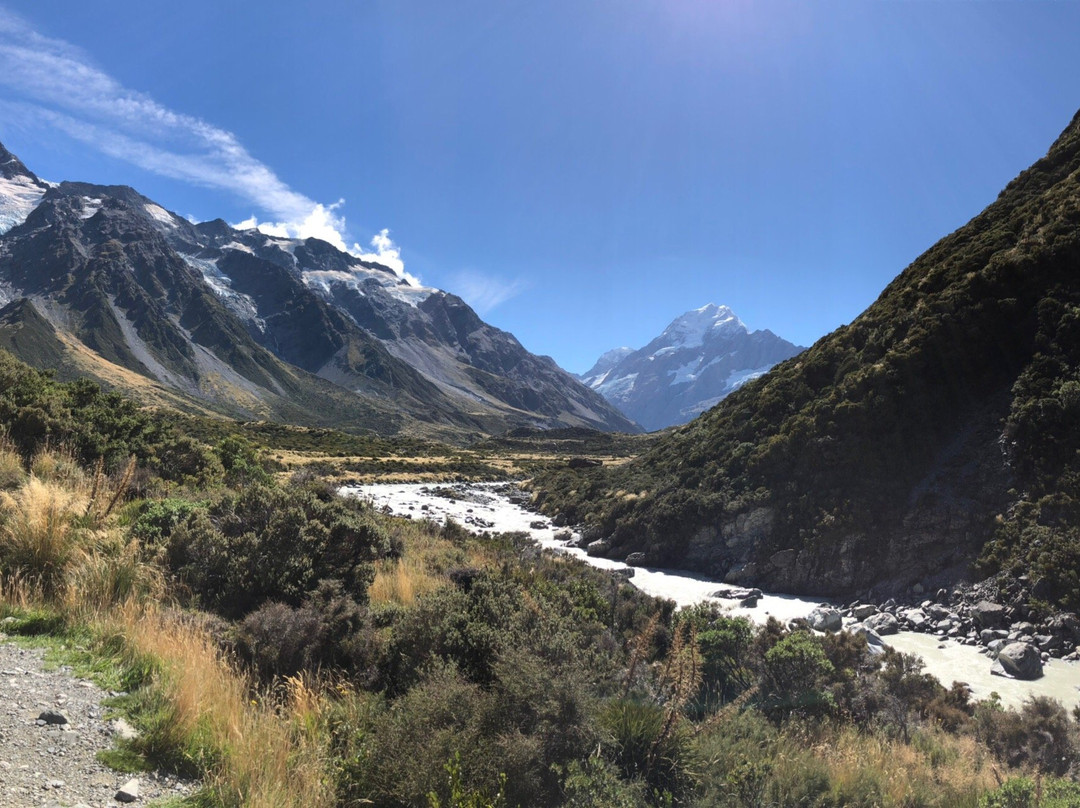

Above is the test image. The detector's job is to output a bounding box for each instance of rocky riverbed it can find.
[0,636,194,808]
[346,481,1080,710]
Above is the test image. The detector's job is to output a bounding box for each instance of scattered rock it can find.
[585,539,611,557]
[852,603,878,621]
[850,625,886,653]
[624,552,648,567]
[712,587,761,601]
[902,609,929,631]
[864,612,899,635]
[808,607,842,633]
[971,601,1007,628]
[109,718,139,741]
[1048,612,1080,639]
[567,457,602,469]
[0,642,194,806]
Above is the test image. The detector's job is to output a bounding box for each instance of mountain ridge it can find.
[0,141,639,440]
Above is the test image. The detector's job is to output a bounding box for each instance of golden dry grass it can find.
[369,556,442,606]
[0,469,485,807]
[772,723,996,807]
[116,607,335,808]
[0,440,24,490]
[0,476,87,595]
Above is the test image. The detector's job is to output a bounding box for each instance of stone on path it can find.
[37,709,68,725]
[115,778,140,803]
[109,717,139,741]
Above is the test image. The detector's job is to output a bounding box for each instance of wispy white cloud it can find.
[0,7,415,282]
[355,229,423,287]
[448,269,528,314]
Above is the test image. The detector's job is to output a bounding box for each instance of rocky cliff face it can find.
[0,141,638,438]
[580,304,803,431]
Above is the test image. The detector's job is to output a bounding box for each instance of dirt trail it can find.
[0,637,193,807]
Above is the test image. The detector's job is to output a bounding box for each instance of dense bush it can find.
[675,604,754,711]
[164,482,393,617]
[979,777,1080,808]
[759,631,835,719]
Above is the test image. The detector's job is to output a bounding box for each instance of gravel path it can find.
[0,636,195,807]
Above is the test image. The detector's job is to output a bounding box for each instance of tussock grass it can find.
[0,476,87,596]
[369,556,441,606]
[117,608,335,808]
[64,538,164,617]
[0,437,24,490]
[367,517,503,607]
[770,723,994,807]
[30,447,85,486]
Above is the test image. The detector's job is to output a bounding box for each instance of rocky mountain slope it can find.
[0,141,637,439]
[535,109,1080,608]
[579,304,804,430]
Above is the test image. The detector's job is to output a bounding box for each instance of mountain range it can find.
[0,141,638,440]
[536,108,1080,609]
[578,304,804,431]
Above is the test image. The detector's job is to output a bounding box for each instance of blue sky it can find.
[1,1,1079,373]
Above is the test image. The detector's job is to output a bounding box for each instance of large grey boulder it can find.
[585,538,611,557]
[864,612,899,635]
[852,603,878,621]
[992,642,1043,680]
[1048,612,1080,640]
[808,607,842,633]
[851,624,887,654]
[971,601,1007,628]
[902,609,930,631]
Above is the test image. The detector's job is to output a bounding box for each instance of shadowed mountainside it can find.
[535,109,1080,607]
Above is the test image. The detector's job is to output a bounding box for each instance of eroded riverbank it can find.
[343,481,1080,710]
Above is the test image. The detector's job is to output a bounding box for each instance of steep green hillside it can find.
[534,109,1080,606]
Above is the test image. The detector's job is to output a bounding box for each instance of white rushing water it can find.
[343,481,1080,710]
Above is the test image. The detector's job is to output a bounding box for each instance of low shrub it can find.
[235,582,375,681]
[974,696,1078,775]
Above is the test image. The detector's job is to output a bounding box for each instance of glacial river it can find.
[343,482,1080,711]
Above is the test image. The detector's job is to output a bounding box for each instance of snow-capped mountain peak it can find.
[658,303,746,350]
[582,303,804,431]
[0,141,48,236]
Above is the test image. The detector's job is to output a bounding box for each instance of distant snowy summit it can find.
[579,304,804,431]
